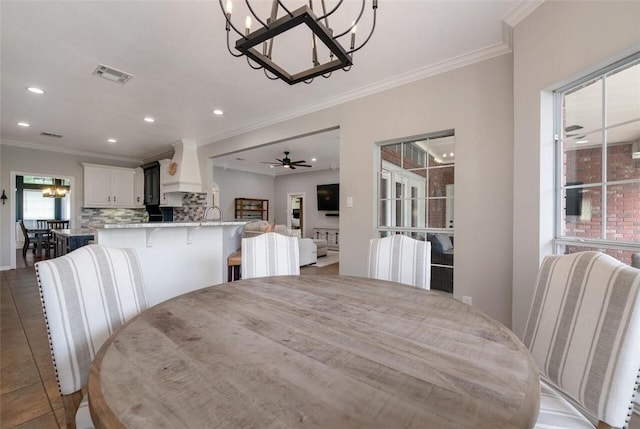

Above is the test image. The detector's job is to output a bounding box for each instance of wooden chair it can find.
[523,251,640,429]
[241,232,299,279]
[35,245,148,428]
[19,220,37,256]
[367,235,431,289]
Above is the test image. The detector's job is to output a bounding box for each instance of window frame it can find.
[553,52,640,258]
[375,129,455,292]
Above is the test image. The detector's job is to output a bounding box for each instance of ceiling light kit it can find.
[17,122,30,127]
[144,117,155,123]
[220,0,378,85]
[261,151,312,169]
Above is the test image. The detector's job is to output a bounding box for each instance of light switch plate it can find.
[346,196,353,207]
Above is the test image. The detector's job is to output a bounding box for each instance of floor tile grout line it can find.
[6,270,63,428]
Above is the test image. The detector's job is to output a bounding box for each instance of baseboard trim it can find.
[0,265,12,271]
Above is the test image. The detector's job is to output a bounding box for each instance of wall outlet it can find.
[462,296,472,305]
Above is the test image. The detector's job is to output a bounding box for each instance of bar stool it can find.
[227,250,241,282]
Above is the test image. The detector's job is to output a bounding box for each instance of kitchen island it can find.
[91,221,247,305]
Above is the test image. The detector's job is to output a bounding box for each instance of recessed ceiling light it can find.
[26,87,45,95]
[143,117,155,123]
[450,152,454,157]
[576,140,589,144]
[311,158,317,162]
[107,138,117,143]
[17,121,30,127]
[213,109,224,116]
[443,153,447,158]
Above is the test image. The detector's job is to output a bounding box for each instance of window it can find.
[377,130,455,293]
[17,176,71,224]
[554,53,640,265]
[23,189,55,221]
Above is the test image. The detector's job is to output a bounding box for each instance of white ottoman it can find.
[314,239,328,257]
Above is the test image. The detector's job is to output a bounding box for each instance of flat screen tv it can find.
[317,183,339,211]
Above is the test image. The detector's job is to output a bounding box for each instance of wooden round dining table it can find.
[88,275,540,429]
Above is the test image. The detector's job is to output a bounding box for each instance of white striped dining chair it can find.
[35,244,148,429]
[241,232,300,280]
[523,251,640,429]
[367,234,431,289]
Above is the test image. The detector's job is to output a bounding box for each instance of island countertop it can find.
[90,220,249,229]
[91,221,247,305]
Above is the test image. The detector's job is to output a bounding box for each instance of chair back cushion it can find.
[35,244,148,395]
[368,235,431,289]
[241,232,300,279]
[523,251,640,427]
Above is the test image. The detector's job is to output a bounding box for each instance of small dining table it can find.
[25,227,50,257]
[88,276,540,429]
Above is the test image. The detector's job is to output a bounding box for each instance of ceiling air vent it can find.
[40,132,63,138]
[92,64,133,84]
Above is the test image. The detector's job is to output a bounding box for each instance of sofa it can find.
[242,221,317,266]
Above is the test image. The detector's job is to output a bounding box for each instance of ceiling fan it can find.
[261,151,312,170]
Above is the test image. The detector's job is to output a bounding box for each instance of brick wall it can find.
[564,142,640,262]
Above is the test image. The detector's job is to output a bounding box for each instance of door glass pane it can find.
[380,143,402,171]
[402,142,426,169]
[428,166,455,197]
[563,144,602,185]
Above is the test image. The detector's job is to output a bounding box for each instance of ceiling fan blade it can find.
[275,158,284,163]
[260,161,279,165]
[289,165,296,170]
[289,160,307,165]
[296,164,312,167]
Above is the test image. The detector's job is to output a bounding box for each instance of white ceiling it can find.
[1,1,538,169]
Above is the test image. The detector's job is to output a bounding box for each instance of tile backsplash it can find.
[80,193,208,226]
[80,208,147,227]
[174,193,208,221]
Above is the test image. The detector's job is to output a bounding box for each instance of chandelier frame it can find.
[219,0,377,85]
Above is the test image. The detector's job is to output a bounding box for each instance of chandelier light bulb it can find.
[225,0,232,14]
[245,16,251,34]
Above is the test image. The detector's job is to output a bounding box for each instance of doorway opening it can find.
[287,193,304,235]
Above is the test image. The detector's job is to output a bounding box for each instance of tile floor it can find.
[1,264,65,428]
[0,251,338,428]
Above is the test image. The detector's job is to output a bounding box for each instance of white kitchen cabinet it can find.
[158,159,183,207]
[83,163,136,208]
[133,167,144,208]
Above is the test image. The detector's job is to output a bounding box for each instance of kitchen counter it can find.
[50,229,95,257]
[91,220,247,305]
[50,228,95,236]
[91,220,248,229]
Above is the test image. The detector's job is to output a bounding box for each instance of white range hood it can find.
[162,140,203,193]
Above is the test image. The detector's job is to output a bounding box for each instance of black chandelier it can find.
[220,0,378,85]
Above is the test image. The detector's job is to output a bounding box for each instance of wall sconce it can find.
[1,190,7,205]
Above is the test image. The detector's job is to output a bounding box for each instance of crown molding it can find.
[199,41,512,146]
[502,0,545,28]
[0,139,143,164]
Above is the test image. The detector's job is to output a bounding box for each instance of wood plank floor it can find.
[0,251,338,428]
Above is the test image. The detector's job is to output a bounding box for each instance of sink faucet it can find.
[202,205,223,221]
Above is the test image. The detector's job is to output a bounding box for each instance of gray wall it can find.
[199,53,516,327]
[512,1,640,337]
[273,168,340,238]
[211,167,275,223]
